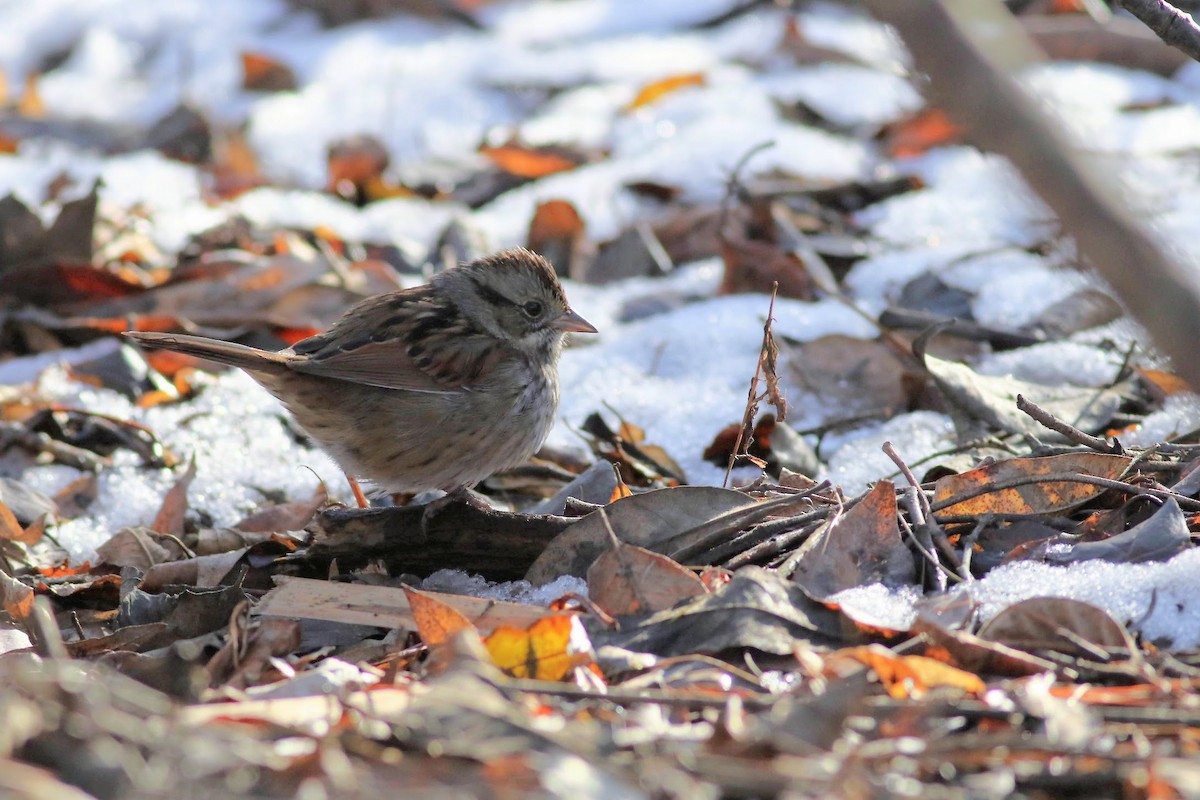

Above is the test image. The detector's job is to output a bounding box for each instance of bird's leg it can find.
[346,475,370,509]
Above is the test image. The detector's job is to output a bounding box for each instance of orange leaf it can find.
[274,327,323,346]
[1,571,33,620]
[0,501,39,545]
[0,501,34,544]
[18,73,44,117]
[835,645,985,699]
[240,52,297,92]
[609,480,632,503]
[38,561,92,578]
[403,586,477,646]
[627,72,706,111]
[484,613,594,681]
[883,108,962,158]
[933,453,1131,516]
[1137,367,1193,399]
[527,199,585,250]
[480,145,580,179]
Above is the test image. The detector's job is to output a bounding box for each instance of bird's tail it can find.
[124,331,290,374]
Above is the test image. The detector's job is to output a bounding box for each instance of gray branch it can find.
[864,0,1200,392]
[1116,0,1200,63]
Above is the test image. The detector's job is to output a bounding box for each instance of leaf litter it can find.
[3,1,1200,797]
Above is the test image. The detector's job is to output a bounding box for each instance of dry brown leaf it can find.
[791,335,921,419]
[152,456,196,535]
[790,480,915,601]
[719,237,814,299]
[53,474,98,517]
[587,542,706,616]
[933,453,1131,516]
[978,597,1136,659]
[240,52,298,91]
[95,527,182,569]
[0,501,36,544]
[234,484,328,532]
[0,571,33,620]
[403,585,477,646]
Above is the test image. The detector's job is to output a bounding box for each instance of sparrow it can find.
[127,248,596,504]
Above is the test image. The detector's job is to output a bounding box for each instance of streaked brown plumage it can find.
[127,248,595,495]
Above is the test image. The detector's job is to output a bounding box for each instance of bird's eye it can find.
[522,300,544,318]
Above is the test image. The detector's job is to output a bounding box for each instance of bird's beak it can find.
[551,308,598,333]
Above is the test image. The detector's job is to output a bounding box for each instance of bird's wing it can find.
[286,288,502,393]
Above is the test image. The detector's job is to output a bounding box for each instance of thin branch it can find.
[1015,394,1120,454]
[1116,0,1200,63]
[865,0,1200,392]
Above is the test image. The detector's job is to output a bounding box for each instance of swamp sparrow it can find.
[127,248,596,498]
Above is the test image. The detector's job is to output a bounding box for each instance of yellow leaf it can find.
[627,73,706,111]
[484,614,593,681]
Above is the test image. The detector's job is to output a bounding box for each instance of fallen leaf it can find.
[484,613,594,680]
[719,237,814,299]
[587,542,706,616]
[627,72,706,110]
[152,456,197,536]
[832,645,986,698]
[932,453,1131,516]
[1051,497,1190,565]
[922,350,1125,443]
[1137,367,1193,400]
[0,571,33,620]
[881,107,962,157]
[96,527,183,569]
[18,73,44,117]
[480,145,580,179]
[404,585,477,647]
[234,484,328,532]
[526,486,762,584]
[527,198,586,278]
[0,501,36,544]
[979,597,1137,659]
[790,480,916,601]
[790,335,921,421]
[52,474,98,517]
[240,52,298,91]
[589,567,843,657]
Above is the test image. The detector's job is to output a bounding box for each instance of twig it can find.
[1116,0,1200,63]
[716,140,776,247]
[713,507,832,568]
[864,0,1200,392]
[723,284,781,488]
[883,442,963,576]
[1015,394,1119,454]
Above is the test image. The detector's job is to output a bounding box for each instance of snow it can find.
[12,363,346,563]
[3,0,1200,643]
